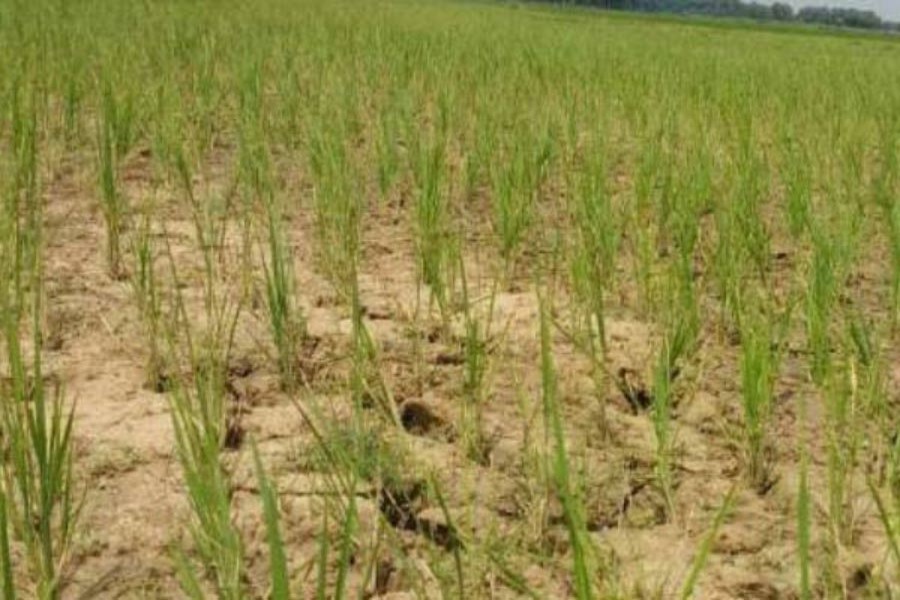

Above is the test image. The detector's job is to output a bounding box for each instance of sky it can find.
[785,0,900,21]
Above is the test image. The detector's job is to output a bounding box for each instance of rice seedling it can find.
[820,361,860,593]
[0,311,77,600]
[806,230,839,386]
[96,79,135,279]
[738,298,780,491]
[260,194,304,392]
[239,92,305,392]
[570,135,618,355]
[491,125,553,278]
[412,132,457,322]
[679,485,735,599]
[129,208,165,390]
[458,256,496,464]
[251,441,290,600]
[779,129,811,240]
[651,329,678,520]
[307,111,361,302]
[538,295,596,599]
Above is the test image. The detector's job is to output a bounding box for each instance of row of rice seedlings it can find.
[142,105,343,598]
[0,95,78,599]
[238,67,307,392]
[157,135,247,597]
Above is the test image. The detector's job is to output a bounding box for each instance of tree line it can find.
[534,0,899,31]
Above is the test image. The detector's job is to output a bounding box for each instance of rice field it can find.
[1,0,899,597]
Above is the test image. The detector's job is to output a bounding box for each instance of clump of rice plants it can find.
[738,297,781,492]
[0,95,78,599]
[96,79,135,279]
[130,208,166,390]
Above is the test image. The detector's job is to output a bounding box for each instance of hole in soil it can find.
[377,480,463,552]
[616,368,651,414]
[399,401,451,439]
[144,367,172,394]
[433,351,464,366]
[223,415,245,451]
[379,480,425,531]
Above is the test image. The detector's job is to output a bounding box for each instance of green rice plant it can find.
[679,486,735,599]
[0,491,14,600]
[734,140,771,284]
[886,203,900,335]
[162,255,244,597]
[0,90,77,600]
[806,231,838,386]
[376,103,401,201]
[738,299,780,491]
[0,304,77,600]
[6,87,40,303]
[260,192,305,392]
[491,126,553,278]
[651,329,678,520]
[570,137,618,356]
[668,152,707,356]
[349,269,400,427]
[779,129,811,240]
[538,296,595,600]
[168,368,245,600]
[869,479,900,584]
[162,232,244,598]
[307,113,361,302]
[96,80,135,278]
[711,192,742,332]
[97,119,123,277]
[240,96,305,392]
[129,209,165,390]
[158,140,247,597]
[412,133,457,321]
[873,122,900,330]
[821,361,860,589]
[251,442,290,600]
[631,135,663,316]
[458,256,496,464]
